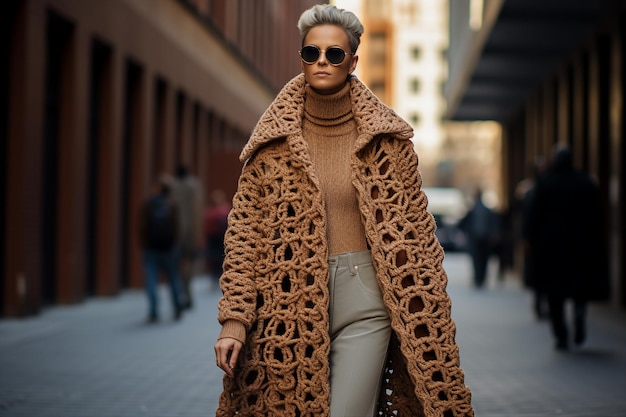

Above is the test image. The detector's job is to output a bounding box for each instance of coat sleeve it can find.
[217,158,264,332]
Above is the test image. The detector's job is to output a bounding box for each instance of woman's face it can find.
[300,24,358,95]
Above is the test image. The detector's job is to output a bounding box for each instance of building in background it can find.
[333,0,502,205]
[1,0,322,316]
[446,0,626,309]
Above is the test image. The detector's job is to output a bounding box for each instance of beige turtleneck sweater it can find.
[218,82,369,343]
[303,83,368,256]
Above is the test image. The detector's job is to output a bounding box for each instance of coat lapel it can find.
[239,74,414,163]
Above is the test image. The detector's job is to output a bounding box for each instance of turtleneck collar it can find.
[304,82,353,127]
[240,73,414,162]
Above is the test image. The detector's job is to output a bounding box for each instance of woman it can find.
[214,4,473,417]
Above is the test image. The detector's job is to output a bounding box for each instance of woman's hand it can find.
[214,337,243,378]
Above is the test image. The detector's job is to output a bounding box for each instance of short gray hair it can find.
[297,4,364,53]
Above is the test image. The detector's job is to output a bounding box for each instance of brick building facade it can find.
[1,0,321,316]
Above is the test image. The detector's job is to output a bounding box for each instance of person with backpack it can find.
[139,176,185,323]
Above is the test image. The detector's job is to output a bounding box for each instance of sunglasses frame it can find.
[299,45,354,66]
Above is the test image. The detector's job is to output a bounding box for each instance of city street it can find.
[1,253,625,417]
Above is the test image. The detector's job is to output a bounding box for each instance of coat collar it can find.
[239,73,414,162]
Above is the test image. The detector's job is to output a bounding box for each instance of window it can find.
[365,0,390,19]
[410,78,420,94]
[410,46,421,61]
[369,32,387,64]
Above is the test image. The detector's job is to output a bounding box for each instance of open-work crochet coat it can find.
[217,74,473,417]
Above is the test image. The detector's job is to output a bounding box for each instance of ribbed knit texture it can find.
[218,319,246,344]
[303,83,368,256]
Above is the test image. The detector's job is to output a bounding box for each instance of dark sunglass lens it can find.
[301,46,320,63]
[326,47,346,65]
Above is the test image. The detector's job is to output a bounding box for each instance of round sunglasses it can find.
[299,45,354,66]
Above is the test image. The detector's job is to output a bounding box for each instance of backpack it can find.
[145,196,177,250]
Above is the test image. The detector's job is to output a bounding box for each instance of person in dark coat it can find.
[524,145,609,351]
[517,156,548,320]
[460,188,501,288]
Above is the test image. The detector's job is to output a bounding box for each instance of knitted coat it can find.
[216,74,473,417]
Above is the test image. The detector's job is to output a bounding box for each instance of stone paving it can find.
[0,253,625,417]
[445,256,626,417]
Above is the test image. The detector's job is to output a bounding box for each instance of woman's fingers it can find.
[214,338,243,378]
[227,342,241,370]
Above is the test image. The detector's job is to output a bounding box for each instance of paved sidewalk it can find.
[446,255,626,417]
[1,253,625,417]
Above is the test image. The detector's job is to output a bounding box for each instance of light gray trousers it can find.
[328,250,392,417]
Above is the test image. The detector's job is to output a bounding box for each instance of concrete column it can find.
[196,105,211,199]
[619,17,626,309]
[177,91,193,169]
[540,78,555,157]
[556,67,570,145]
[588,48,600,178]
[610,24,624,308]
[127,65,153,289]
[155,80,176,176]
[571,52,588,171]
[56,23,89,304]
[524,92,540,161]
[94,47,124,296]
[589,33,617,309]
[4,0,46,316]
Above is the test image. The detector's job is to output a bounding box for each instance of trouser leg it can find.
[573,298,587,345]
[175,245,193,308]
[472,239,489,288]
[163,249,184,318]
[533,289,548,319]
[328,251,391,417]
[547,294,568,350]
[142,251,159,319]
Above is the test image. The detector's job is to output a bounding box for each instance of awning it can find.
[446,0,620,122]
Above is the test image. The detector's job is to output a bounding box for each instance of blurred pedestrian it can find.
[517,156,549,320]
[170,164,203,309]
[213,4,473,417]
[494,207,513,281]
[460,188,501,288]
[139,176,185,323]
[524,145,609,351]
[203,189,231,287]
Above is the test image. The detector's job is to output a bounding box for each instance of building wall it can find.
[508,18,625,308]
[334,0,502,201]
[491,12,625,308]
[1,0,320,316]
[392,0,448,157]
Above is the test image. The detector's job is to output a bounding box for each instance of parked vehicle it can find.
[422,187,468,252]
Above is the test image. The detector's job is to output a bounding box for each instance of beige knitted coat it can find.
[216,74,473,417]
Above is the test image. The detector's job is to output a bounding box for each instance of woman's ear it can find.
[349,55,359,74]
